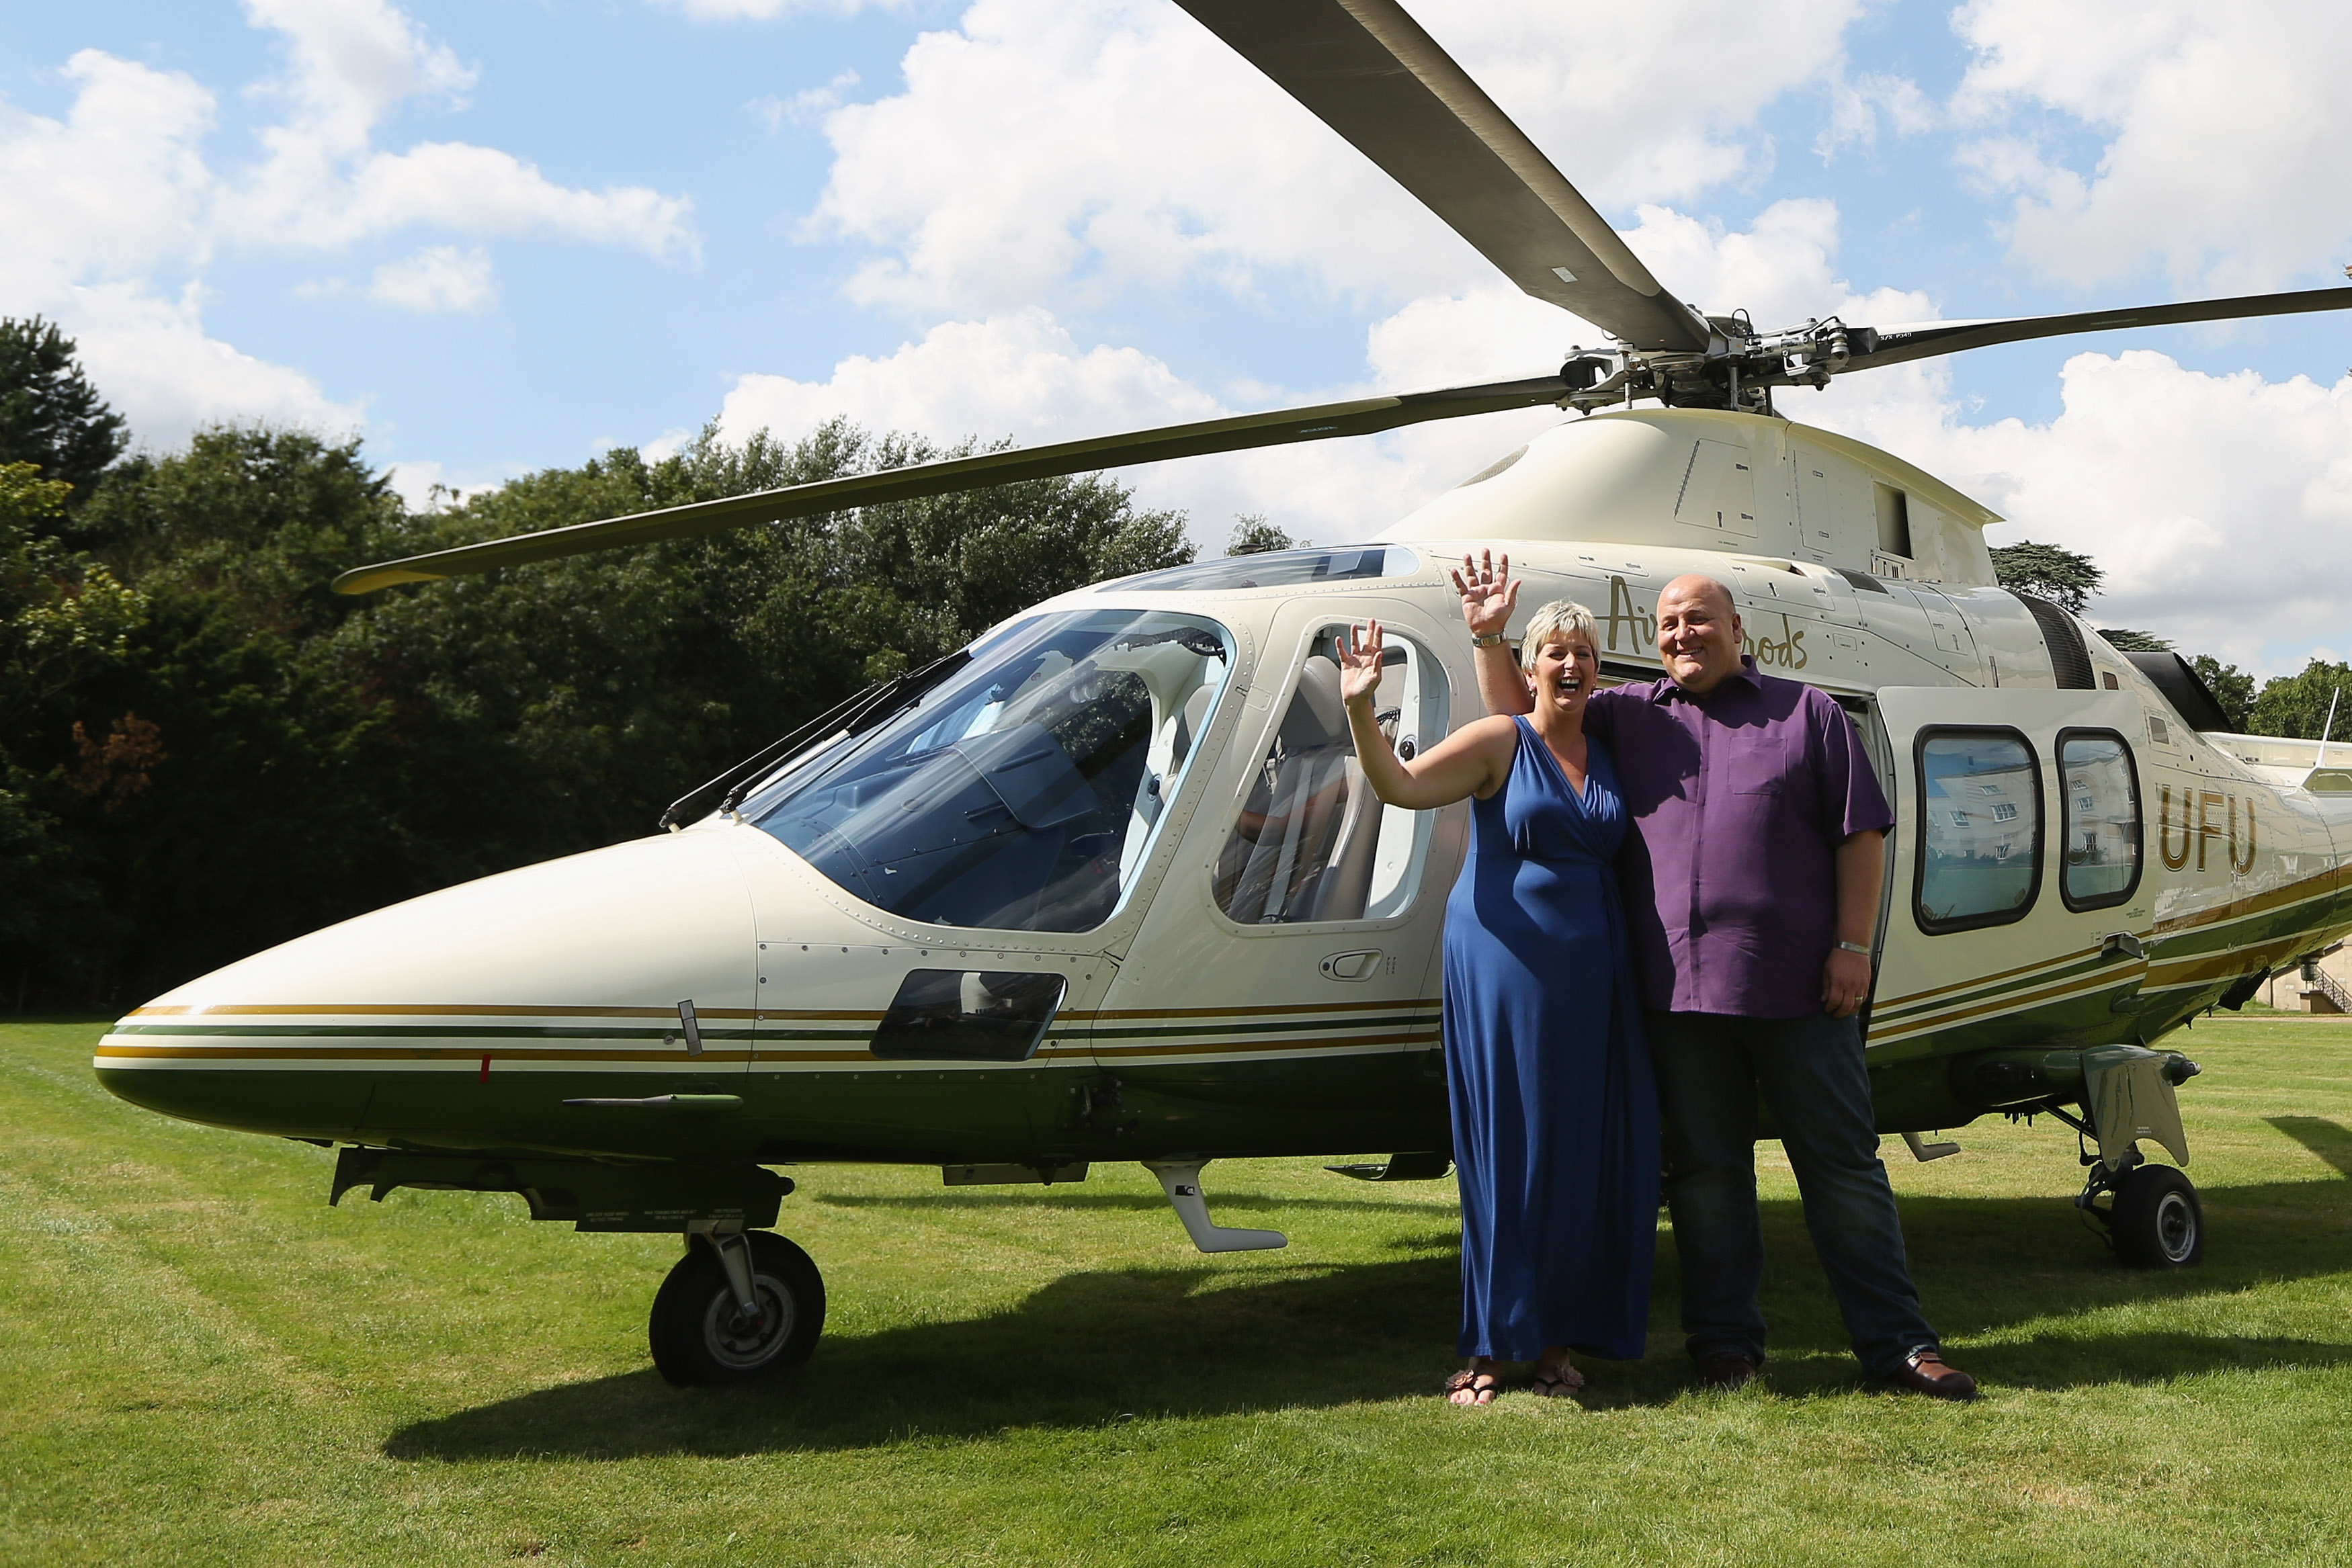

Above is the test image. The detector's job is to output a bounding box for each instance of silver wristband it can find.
[1836,941,1874,957]
[1470,631,1506,648]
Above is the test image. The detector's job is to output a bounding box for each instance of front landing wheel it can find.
[649,1231,825,1386]
[2109,1164,2203,1268]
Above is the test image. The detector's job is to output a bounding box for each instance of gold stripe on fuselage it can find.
[97,997,1443,1072]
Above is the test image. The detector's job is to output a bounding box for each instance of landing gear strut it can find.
[2034,1047,2204,1271]
[648,1228,826,1386]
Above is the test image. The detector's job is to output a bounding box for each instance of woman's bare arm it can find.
[1337,621,1515,809]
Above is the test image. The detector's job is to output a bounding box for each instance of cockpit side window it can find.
[744,610,1232,933]
[1214,624,1447,924]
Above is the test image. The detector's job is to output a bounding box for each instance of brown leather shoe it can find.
[1695,1352,1758,1391]
[1883,1349,1977,1401]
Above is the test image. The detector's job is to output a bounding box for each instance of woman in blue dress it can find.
[1337,599,1658,1405]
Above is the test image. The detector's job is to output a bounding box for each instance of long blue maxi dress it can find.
[1443,717,1660,1362]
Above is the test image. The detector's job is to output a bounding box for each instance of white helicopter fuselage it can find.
[97,408,2352,1199]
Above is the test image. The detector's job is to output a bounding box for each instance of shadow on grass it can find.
[2267,1116,2352,1178]
[384,1171,2352,1461]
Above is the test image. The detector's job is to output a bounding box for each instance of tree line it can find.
[1,321,1195,1008]
[4,317,2346,1008]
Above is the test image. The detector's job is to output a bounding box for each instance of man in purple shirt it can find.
[1462,557,1976,1400]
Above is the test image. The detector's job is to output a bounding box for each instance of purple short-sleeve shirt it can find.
[1583,657,1894,1018]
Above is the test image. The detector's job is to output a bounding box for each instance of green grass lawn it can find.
[5,1016,2351,1566]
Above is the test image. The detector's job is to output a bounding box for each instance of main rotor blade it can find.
[332,373,1572,594]
[1847,286,2352,373]
[1173,0,1709,354]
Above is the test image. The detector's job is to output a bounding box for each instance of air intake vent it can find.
[2013,593,2094,690]
[2124,652,2234,734]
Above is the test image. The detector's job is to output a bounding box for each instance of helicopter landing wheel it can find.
[649,1230,825,1387]
[2107,1164,2203,1269]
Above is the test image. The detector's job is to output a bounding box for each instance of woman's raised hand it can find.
[1337,620,1386,708]
[1450,550,1518,637]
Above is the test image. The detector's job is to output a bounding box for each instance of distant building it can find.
[2259,943,2352,1012]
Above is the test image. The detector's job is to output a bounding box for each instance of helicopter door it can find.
[1870,688,2152,1064]
[735,606,1247,1166]
[1087,599,1461,1155]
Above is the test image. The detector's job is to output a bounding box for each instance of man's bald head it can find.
[1655,574,1745,695]
[1661,574,1736,618]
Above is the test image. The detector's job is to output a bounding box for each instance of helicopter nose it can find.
[95,826,762,1140]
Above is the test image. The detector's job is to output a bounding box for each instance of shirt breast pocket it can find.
[1727,734,1791,796]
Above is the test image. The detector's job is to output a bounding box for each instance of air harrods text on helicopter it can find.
[1605,575,1810,670]
[95,0,2352,1387]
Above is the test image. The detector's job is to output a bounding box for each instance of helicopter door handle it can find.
[2099,932,2145,961]
[1320,950,1384,982]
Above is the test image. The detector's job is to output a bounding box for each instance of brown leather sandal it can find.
[1442,1364,1501,1405]
[1529,1360,1586,1397]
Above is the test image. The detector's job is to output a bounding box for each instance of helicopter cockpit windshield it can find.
[744,609,1233,933]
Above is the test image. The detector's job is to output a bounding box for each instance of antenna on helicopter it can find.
[2318,686,2342,769]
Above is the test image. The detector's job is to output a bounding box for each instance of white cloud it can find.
[716,307,1224,449]
[1808,349,2352,676]
[302,142,694,257]
[225,0,693,257]
[381,456,521,510]
[0,52,216,293]
[654,0,898,18]
[747,71,860,135]
[1816,69,1934,161]
[0,0,695,457]
[1951,0,2352,292]
[67,280,365,441]
[369,244,494,312]
[243,0,474,156]
[808,0,1867,315]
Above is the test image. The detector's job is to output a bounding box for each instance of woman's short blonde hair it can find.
[1519,599,1599,673]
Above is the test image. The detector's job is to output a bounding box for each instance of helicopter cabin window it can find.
[1214,625,1448,925]
[1915,728,2043,934]
[743,609,1233,933]
[2058,729,2141,910]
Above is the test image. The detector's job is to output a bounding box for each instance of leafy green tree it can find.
[2191,655,2255,732]
[0,317,127,499]
[2247,658,2352,741]
[0,462,142,995]
[1990,540,2101,615]
[36,428,410,998]
[1226,515,1299,556]
[10,416,1195,1006]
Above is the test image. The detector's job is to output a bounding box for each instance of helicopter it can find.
[95,0,2352,1387]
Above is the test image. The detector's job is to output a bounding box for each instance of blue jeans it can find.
[1646,1010,1938,1379]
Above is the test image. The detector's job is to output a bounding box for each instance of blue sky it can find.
[5,0,2351,672]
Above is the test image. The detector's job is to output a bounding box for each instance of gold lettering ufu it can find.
[2158,785,2191,870]
[2158,785,2256,875]
[2197,790,2226,871]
